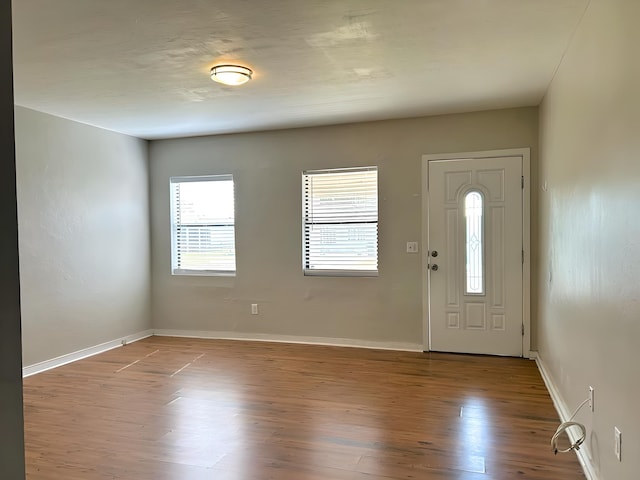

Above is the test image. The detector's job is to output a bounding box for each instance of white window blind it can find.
[170,175,236,275]
[303,167,378,276]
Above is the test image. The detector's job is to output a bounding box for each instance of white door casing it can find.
[421,149,531,357]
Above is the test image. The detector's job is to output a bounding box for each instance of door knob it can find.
[431,250,438,257]
[430,264,439,271]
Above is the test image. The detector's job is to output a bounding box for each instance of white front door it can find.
[427,156,524,356]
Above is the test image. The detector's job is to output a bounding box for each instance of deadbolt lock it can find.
[431,250,438,257]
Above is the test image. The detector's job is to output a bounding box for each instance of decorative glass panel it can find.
[465,191,484,294]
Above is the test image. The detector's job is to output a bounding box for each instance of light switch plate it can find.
[406,242,419,253]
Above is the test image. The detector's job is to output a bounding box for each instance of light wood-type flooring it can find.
[23,336,585,479]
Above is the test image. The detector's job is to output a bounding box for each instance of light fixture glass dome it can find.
[210,65,253,86]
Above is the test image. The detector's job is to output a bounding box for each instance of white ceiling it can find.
[12,0,588,140]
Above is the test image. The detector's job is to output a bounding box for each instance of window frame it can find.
[170,174,236,277]
[302,166,379,277]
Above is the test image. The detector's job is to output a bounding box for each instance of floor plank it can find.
[23,337,585,479]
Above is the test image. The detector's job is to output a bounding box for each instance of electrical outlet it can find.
[589,386,594,412]
[251,304,258,315]
[614,427,622,461]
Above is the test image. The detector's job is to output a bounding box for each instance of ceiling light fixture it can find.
[210,64,253,86]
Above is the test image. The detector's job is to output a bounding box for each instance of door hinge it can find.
[521,176,524,189]
[522,250,524,264]
[522,324,525,336]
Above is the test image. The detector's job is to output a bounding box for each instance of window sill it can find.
[304,269,378,277]
[172,269,236,277]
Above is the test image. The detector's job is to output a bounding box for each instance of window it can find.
[302,167,378,276]
[464,190,484,294]
[170,175,236,275]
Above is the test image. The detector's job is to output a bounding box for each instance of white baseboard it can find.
[152,329,423,352]
[535,353,599,480]
[22,329,154,378]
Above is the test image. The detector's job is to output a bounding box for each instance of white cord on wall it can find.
[551,397,589,455]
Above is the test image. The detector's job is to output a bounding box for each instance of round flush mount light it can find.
[210,64,253,86]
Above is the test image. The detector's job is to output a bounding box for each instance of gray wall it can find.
[150,107,538,347]
[538,0,639,477]
[0,0,25,477]
[15,107,152,367]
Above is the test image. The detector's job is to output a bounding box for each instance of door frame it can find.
[421,148,532,358]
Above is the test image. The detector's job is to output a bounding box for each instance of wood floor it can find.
[23,337,584,479]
